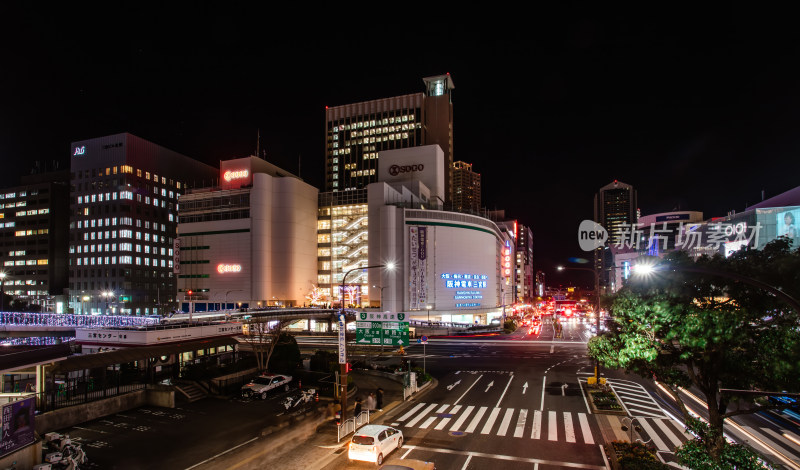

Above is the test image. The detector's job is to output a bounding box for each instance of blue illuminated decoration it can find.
[441,273,488,289]
[622,261,631,280]
[456,303,480,307]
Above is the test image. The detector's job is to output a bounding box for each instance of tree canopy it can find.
[588,238,800,467]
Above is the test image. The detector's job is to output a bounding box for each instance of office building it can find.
[594,180,638,290]
[319,74,455,305]
[516,224,534,303]
[69,133,217,315]
[0,170,70,312]
[451,161,481,213]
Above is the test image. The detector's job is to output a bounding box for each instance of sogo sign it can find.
[388,164,424,176]
[223,169,249,182]
[217,263,242,274]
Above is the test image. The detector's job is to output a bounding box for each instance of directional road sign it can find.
[355,312,409,346]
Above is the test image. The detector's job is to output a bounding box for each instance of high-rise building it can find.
[0,170,70,312]
[68,133,217,315]
[324,74,454,205]
[319,74,454,305]
[594,180,638,290]
[515,224,534,303]
[451,161,481,213]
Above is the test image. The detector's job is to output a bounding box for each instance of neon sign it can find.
[217,263,242,273]
[441,273,488,289]
[73,146,86,156]
[223,169,249,182]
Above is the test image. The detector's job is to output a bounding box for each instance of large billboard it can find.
[408,223,498,310]
[0,397,35,457]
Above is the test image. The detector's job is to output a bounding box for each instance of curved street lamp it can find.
[338,262,396,416]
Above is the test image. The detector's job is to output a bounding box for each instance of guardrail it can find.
[338,410,371,442]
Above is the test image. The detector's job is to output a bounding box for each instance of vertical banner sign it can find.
[173,238,181,274]
[338,314,346,364]
[0,397,35,457]
[418,226,428,307]
[409,227,419,310]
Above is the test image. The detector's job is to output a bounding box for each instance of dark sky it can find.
[3,5,800,289]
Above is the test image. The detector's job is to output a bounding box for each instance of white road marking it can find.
[654,419,683,448]
[420,404,450,429]
[184,437,259,470]
[460,454,472,470]
[450,405,474,432]
[407,403,438,427]
[465,406,488,433]
[398,402,425,421]
[407,445,606,469]
[548,411,558,441]
[563,411,575,443]
[532,410,542,439]
[638,418,669,451]
[496,374,514,408]
[579,412,594,445]
[514,409,527,438]
[435,405,460,430]
[481,407,501,434]
[454,374,483,406]
[496,408,514,436]
[540,376,546,411]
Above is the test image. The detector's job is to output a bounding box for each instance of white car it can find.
[348,424,404,465]
[241,373,292,399]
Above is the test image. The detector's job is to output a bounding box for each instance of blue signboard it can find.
[0,397,35,457]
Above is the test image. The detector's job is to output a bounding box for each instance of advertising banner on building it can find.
[173,238,181,274]
[0,397,35,457]
[408,226,428,310]
[409,226,419,310]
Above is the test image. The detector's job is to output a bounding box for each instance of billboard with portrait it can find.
[0,397,35,457]
[776,208,800,247]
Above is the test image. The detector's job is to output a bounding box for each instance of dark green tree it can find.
[588,238,800,468]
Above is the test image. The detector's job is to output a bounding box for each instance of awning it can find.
[48,336,240,374]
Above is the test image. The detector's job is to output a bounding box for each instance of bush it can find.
[611,441,670,470]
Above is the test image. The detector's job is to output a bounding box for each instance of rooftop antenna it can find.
[256,129,260,159]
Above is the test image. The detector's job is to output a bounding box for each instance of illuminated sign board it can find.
[440,273,488,289]
[217,263,242,273]
[223,169,249,182]
[503,241,512,277]
[73,146,86,156]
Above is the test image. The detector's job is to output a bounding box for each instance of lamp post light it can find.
[101,290,114,315]
[373,285,387,310]
[82,295,91,315]
[557,264,601,380]
[338,262,395,417]
[0,271,6,312]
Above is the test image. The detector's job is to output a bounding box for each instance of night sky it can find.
[3,5,800,289]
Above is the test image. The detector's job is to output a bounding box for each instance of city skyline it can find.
[3,5,800,286]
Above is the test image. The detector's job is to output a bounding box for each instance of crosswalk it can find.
[394,402,597,445]
[607,379,670,419]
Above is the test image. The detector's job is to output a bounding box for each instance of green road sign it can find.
[356,320,409,347]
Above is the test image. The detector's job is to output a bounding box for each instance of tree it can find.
[241,315,294,372]
[588,238,800,468]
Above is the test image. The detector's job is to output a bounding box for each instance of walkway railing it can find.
[337,410,371,442]
[0,312,161,328]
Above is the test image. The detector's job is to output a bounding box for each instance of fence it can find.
[337,410,370,442]
[34,376,146,413]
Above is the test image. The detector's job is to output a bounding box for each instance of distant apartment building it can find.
[0,170,70,312]
[69,133,217,315]
[451,161,481,213]
[318,74,455,305]
[515,224,534,303]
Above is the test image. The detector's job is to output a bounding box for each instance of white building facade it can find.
[177,156,318,311]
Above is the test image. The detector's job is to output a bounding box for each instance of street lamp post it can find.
[373,285,387,310]
[0,271,6,312]
[557,264,601,380]
[338,263,394,418]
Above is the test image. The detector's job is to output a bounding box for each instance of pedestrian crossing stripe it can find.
[398,403,608,445]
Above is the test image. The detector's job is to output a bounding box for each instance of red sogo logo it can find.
[388,164,424,176]
[217,264,242,274]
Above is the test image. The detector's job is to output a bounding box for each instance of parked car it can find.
[241,373,292,399]
[348,424,403,465]
[379,457,435,469]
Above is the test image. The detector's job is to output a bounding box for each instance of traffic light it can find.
[187,290,193,297]
[345,362,352,373]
